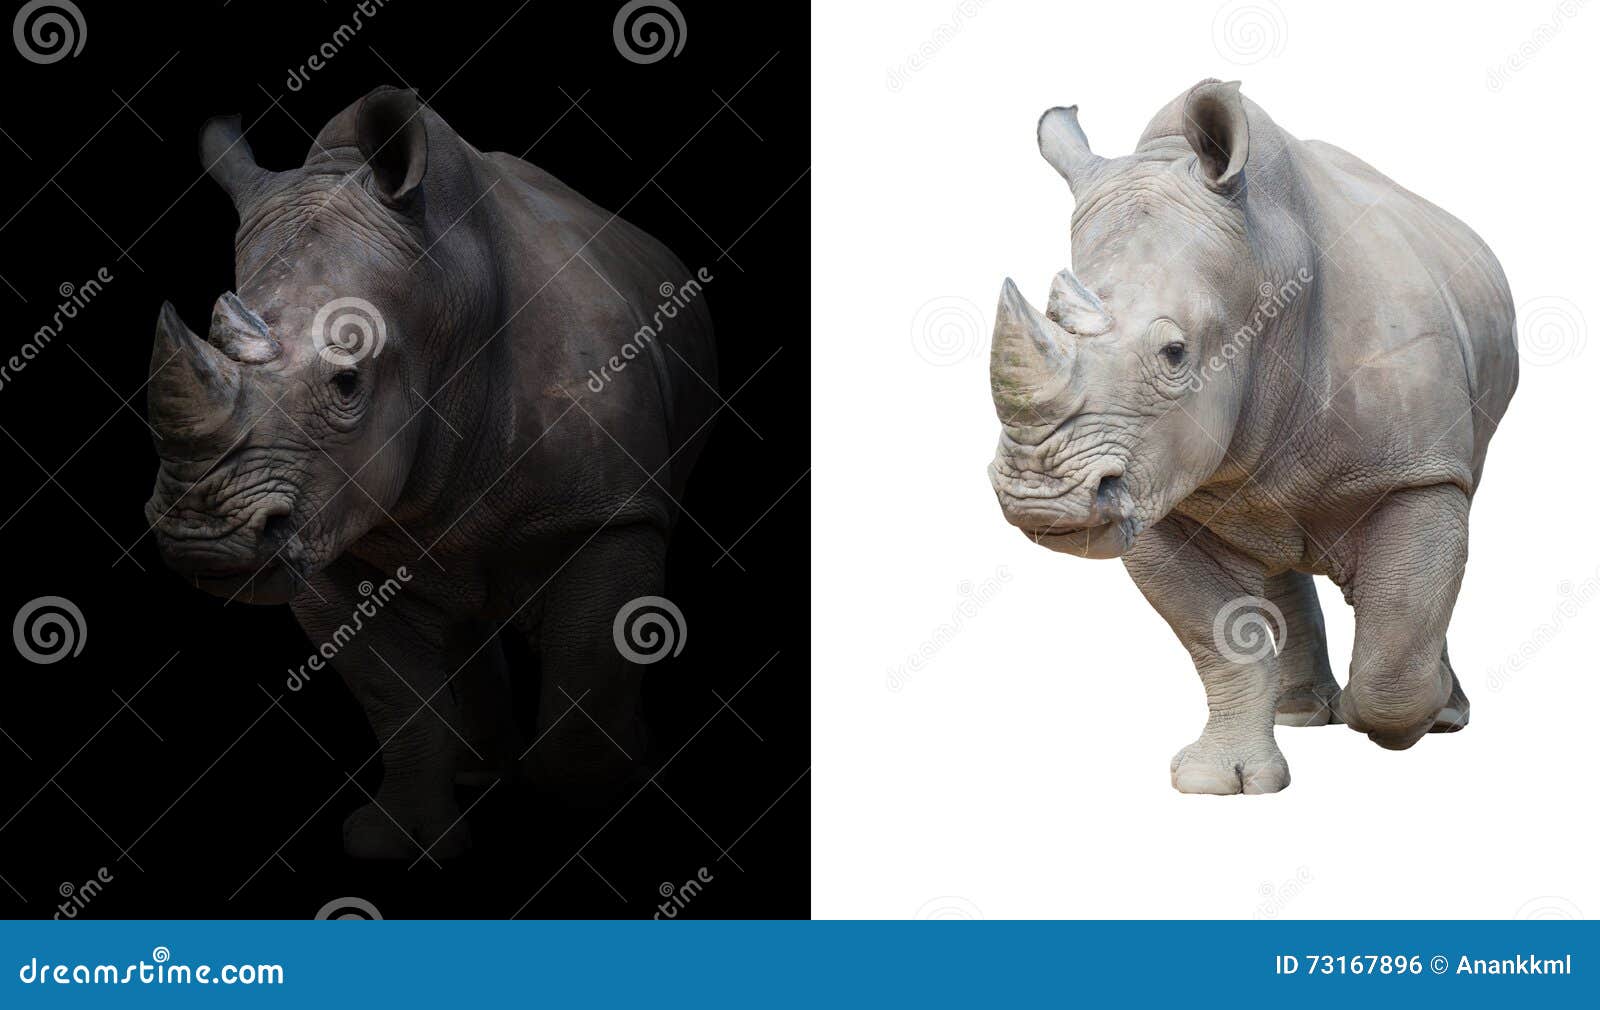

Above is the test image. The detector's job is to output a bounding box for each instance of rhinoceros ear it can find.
[1182,80,1249,191]
[199,115,272,212]
[356,87,428,208]
[1037,106,1103,194]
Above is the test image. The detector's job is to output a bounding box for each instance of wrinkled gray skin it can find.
[145,87,715,854]
[988,80,1516,793]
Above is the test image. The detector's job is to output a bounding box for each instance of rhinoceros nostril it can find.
[1095,474,1124,507]
[261,511,293,547]
[247,501,293,548]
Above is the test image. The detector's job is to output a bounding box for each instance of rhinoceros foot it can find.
[1430,701,1469,733]
[1274,687,1342,727]
[1429,672,1471,733]
[1324,695,1468,742]
[1169,737,1290,795]
[1336,656,1456,751]
[342,801,470,862]
[526,748,647,810]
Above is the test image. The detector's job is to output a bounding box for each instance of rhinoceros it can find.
[144,87,716,855]
[987,79,1517,793]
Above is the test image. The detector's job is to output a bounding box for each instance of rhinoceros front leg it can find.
[1335,485,1466,750]
[1268,570,1342,727]
[523,523,665,802]
[1123,518,1289,794]
[292,559,469,860]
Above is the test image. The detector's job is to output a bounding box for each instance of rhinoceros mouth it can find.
[193,559,276,579]
[190,559,302,604]
[1018,519,1105,539]
[1017,517,1140,559]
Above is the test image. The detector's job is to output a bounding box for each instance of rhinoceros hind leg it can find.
[1268,571,1342,727]
[1275,691,1341,727]
[449,623,524,787]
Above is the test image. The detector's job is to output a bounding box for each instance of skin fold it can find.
[144,87,716,855]
[987,79,1516,794]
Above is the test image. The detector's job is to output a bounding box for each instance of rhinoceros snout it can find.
[148,496,305,602]
[991,464,1129,537]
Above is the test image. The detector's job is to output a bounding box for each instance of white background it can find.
[811,0,1597,919]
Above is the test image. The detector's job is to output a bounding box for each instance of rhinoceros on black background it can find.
[144,82,721,858]
[0,4,808,918]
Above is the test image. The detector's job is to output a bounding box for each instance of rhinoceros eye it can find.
[1149,319,1187,368]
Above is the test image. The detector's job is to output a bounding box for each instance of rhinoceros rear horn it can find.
[1046,267,1113,337]
[356,86,428,208]
[1037,106,1104,195]
[199,115,273,212]
[148,301,241,442]
[209,291,281,365]
[990,278,1076,425]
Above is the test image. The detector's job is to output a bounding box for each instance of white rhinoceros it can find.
[144,88,717,855]
[987,79,1517,794]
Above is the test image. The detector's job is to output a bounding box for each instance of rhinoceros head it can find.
[145,87,473,602]
[989,80,1266,559]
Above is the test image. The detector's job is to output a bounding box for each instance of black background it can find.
[0,1,808,918]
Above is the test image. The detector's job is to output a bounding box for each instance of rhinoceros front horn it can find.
[990,278,1076,426]
[148,301,241,441]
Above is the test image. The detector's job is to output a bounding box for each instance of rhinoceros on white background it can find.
[988,79,1517,793]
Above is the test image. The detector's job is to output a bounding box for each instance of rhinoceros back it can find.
[1297,137,1517,490]
[483,150,719,500]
